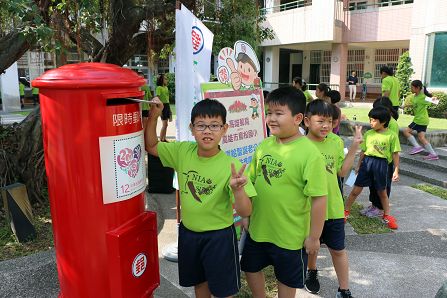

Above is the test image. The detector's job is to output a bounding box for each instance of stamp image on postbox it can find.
[99,131,146,204]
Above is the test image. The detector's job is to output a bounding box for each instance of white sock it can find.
[407,135,420,148]
[424,143,437,155]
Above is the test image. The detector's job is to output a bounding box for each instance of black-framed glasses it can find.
[192,123,224,131]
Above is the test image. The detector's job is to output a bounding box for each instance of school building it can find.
[260,0,447,98]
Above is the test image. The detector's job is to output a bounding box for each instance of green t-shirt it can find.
[388,117,399,136]
[157,141,257,232]
[19,83,25,96]
[360,129,401,163]
[141,85,152,111]
[156,86,170,104]
[303,90,313,103]
[381,76,400,106]
[411,92,431,126]
[247,136,328,250]
[32,87,39,95]
[311,134,345,220]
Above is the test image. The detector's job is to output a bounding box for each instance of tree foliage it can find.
[395,51,414,100]
[198,0,274,56]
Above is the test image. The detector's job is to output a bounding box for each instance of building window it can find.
[348,1,367,11]
[425,32,447,88]
[347,50,365,83]
[320,51,331,83]
[374,48,401,84]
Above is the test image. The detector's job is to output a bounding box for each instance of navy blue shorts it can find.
[178,222,240,297]
[355,156,389,191]
[240,233,307,289]
[408,122,427,133]
[320,219,345,250]
[369,161,394,209]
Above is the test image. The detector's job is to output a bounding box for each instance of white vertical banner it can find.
[175,4,214,141]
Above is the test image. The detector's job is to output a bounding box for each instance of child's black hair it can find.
[267,86,306,116]
[380,65,394,76]
[411,80,433,97]
[316,83,331,97]
[292,77,308,91]
[156,73,165,86]
[373,96,398,120]
[332,104,341,121]
[191,98,227,124]
[328,90,341,104]
[305,99,333,118]
[368,106,391,128]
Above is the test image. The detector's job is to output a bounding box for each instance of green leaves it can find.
[395,51,414,103]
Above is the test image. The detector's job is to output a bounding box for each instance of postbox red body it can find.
[33,63,159,297]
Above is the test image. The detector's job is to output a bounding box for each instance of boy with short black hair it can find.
[303,99,363,298]
[240,86,327,298]
[145,98,256,297]
[345,106,400,229]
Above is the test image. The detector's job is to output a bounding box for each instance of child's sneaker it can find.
[423,153,439,161]
[336,288,353,298]
[344,210,350,223]
[360,205,373,216]
[365,206,383,218]
[304,269,320,294]
[409,146,424,155]
[382,214,398,229]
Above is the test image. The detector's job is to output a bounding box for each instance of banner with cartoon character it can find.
[201,83,267,165]
[217,41,262,91]
[175,4,214,142]
[99,131,146,204]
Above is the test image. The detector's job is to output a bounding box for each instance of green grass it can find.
[341,107,447,131]
[0,203,54,261]
[237,266,277,298]
[347,202,393,234]
[13,111,30,116]
[412,184,447,200]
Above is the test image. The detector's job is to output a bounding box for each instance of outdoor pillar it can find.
[263,47,280,90]
[330,43,348,100]
[0,62,21,112]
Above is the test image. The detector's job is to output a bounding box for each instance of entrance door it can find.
[291,64,302,79]
[309,64,320,85]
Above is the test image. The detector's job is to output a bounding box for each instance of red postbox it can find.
[33,63,159,297]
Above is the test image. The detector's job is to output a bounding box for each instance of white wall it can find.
[409,0,447,82]
[1,62,21,112]
[261,0,336,46]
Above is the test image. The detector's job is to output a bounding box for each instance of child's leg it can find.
[277,281,296,298]
[160,119,168,141]
[418,131,438,156]
[245,272,266,298]
[376,189,390,215]
[345,186,363,211]
[404,127,421,147]
[329,248,349,290]
[194,282,212,298]
[307,252,318,270]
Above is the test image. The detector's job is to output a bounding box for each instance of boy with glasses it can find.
[145,97,256,297]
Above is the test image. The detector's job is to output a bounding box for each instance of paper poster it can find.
[201,83,266,165]
[345,170,357,187]
[99,131,146,204]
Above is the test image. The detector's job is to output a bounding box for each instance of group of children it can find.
[143,77,438,297]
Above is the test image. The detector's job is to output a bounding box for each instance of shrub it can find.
[428,91,447,118]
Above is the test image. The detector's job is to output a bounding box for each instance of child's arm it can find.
[144,97,163,157]
[339,125,363,177]
[230,163,252,217]
[392,152,400,182]
[355,152,365,174]
[304,195,326,255]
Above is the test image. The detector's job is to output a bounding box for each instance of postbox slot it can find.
[107,98,135,106]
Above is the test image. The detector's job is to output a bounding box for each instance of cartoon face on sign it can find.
[117,144,142,178]
[218,41,261,91]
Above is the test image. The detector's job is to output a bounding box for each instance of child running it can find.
[240,86,327,298]
[145,98,256,297]
[304,99,362,298]
[345,106,400,229]
[403,80,439,160]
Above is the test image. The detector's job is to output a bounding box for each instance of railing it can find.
[260,0,312,15]
[262,82,340,92]
[347,0,413,12]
